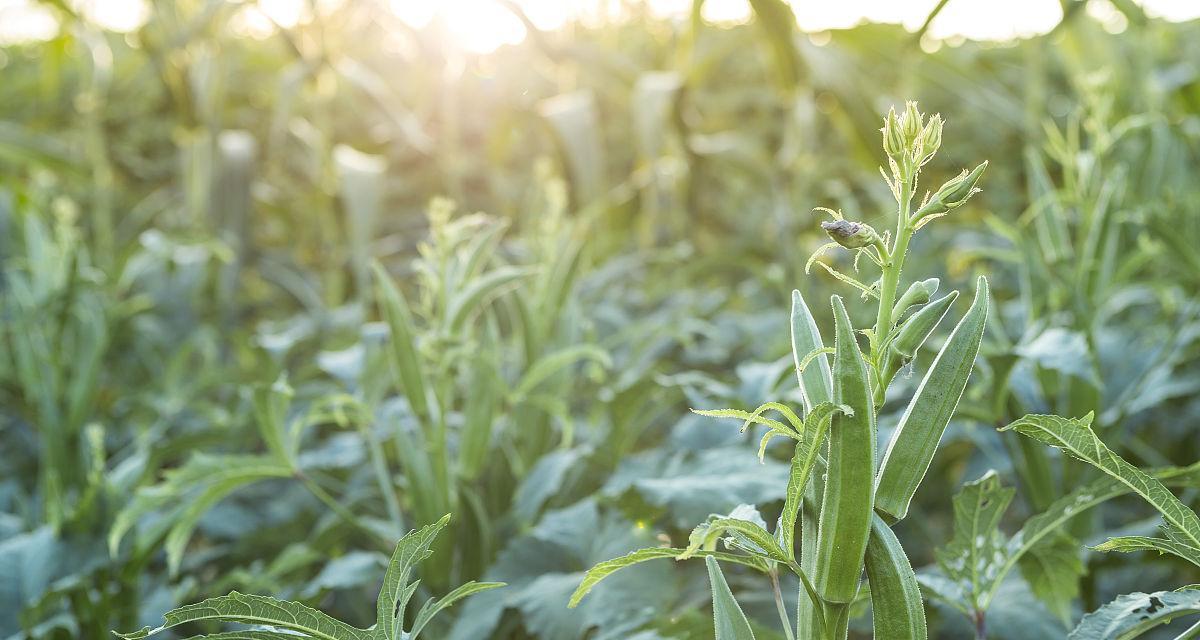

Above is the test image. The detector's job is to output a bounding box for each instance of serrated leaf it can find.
[1068,590,1200,640]
[779,402,846,557]
[1001,414,1200,555]
[682,513,793,568]
[377,515,452,639]
[1091,532,1200,567]
[114,592,372,640]
[707,556,756,640]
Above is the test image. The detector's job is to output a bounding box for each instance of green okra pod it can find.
[875,276,989,522]
[889,278,939,323]
[879,290,960,391]
[814,295,876,603]
[865,515,928,640]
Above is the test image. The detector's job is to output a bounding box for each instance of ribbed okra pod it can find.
[865,515,928,640]
[814,295,876,603]
[789,289,832,639]
[875,276,989,522]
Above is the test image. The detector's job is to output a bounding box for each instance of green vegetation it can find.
[1,2,1199,639]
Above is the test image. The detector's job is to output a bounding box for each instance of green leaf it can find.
[707,556,756,640]
[408,581,506,639]
[377,515,452,639]
[876,276,988,522]
[934,470,1014,611]
[1068,590,1200,640]
[511,344,612,400]
[790,289,833,411]
[568,547,768,608]
[682,512,793,568]
[1001,413,1200,553]
[1091,533,1200,568]
[1018,532,1083,624]
[114,592,372,640]
[444,265,533,333]
[779,402,846,557]
[373,263,431,422]
[253,377,296,465]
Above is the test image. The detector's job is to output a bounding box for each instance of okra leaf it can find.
[779,402,848,556]
[934,471,1014,611]
[1068,590,1200,640]
[377,515,452,638]
[1091,531,1200,568]
[114,592,372,640]
[706,556,756,640]
[683,508,793,567]
[408,581,506,639]
[1017,532,1082,625]
[568,547,769,608]
[1000,413,1200,551]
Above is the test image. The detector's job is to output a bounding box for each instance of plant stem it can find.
[873,178,915,361]
[770,569,795,640]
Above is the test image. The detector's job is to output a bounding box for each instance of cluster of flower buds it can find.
[882,102,943,180]
[912,161,989,221]
[820,219,884,250]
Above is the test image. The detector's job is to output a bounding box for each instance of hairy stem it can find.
[873,178,915,362]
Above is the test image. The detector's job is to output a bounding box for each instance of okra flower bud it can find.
[821,219,883,250]
[882,107,905,161]
[917,115,942,165]
[913,161,988,221]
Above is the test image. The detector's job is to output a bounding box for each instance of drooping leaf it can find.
[1001,414,1200,555]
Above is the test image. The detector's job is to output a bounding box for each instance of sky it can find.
[1,0,1199,51]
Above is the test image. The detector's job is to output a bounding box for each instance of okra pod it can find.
[814,295,876,603]
[865,515,928,640]
[879,290,960,390]
[889,278,939,323]
[875,276,989,522]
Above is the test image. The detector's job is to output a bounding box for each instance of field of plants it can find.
[2,1,1200,638]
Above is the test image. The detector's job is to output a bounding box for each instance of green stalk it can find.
[873,179,914,361]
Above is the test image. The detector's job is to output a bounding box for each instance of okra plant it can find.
[570,102,990,639]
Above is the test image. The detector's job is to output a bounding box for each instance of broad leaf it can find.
[934,471,1014,611]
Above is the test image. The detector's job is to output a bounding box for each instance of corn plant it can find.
[570,103,990,639]
[114,514,503,640]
